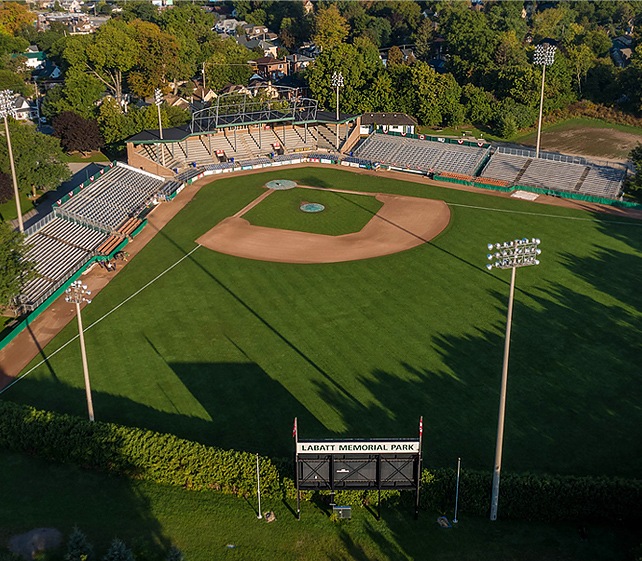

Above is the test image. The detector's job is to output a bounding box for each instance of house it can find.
[242,24,268,37]
[235,35,278,57]
[611,47,632,68]
[360,113,418,136]
[192,85,217,104]
[13,96,39,121]
[12,50,46,70]
[248,56,288,81]
[219,84,251,96]
[214,18,247,35]
[303,0,314,15]
[285,53,314,74]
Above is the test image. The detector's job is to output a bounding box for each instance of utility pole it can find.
[0,90,23,233]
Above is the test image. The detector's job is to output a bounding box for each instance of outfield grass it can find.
[242,187,383,235]
[0,451,635,561]
[5,168,642,478]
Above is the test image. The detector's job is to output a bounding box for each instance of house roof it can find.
[249,56,282,65]
[361,112,418,126]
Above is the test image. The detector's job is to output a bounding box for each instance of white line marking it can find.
[446,203,642,225]
[0,244,202,395]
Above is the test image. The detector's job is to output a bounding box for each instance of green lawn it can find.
[63,151,110,163]
[510,117,642,144]
[242,187,383,235]
[0,192,34,222]
[5,168,642,479]
[0,451,635,561]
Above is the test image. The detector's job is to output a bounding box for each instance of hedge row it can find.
[0,401,282,498]
[1,401,641,523]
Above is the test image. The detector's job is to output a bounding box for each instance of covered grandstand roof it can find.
[361,112,418,126]
[315,110,360,124]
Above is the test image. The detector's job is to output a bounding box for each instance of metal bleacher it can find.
[58,164,165,233]
[481,150,625,199]
[14,163,169,314]
[354,133,488,175]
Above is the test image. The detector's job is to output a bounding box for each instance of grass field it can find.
[1,451,635,561]
[0,192,34,221]
[4,168,642,479]
[242,187,383,235]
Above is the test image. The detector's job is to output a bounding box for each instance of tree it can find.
[0,3,36,35]
[313,5,349,51]
[0,172,12,204]
[387,46,404,67]
[0,33,29,60]
[415,19,434,62]
[41,70,104,120]
[53,111,105,155]
[0,69,31,97]
[128,21,181,97]
[65,527,94,561]
[566,44,594,94]
[0,221,35,309]
[627,143,642,194]
[103,540,134,561]
[0,119,70,197]
[461,83,495,126]
[63,20,139,111]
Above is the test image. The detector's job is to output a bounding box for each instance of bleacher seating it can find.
[175,168,203,182]
[354,134,487,175]
[309,153,341,161]
[58,164,164,233]
[343,156,374,166]
[480,153,529,184]
[237,157,271,167]
[203,162,235,171]
[519,159,587,192]
[579,166,625,198]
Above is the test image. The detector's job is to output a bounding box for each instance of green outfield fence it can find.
[433,173,642,209]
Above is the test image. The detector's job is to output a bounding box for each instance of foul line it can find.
[0,244,202,395]
[446,202,642,225]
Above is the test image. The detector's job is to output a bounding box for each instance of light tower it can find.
[331,71,344,150]
[486,237,542,521]
[154,88,165,167]
[0,90,23,232]
[65,280,95,422]
[533,41,557,158]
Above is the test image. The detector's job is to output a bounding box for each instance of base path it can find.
[196,191,450,264]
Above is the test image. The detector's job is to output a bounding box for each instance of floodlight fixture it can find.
[331,71,344,149]
[0,89,23,232]
[533,41,557,158]
[154,89,165,166]
[66,279,95,422]
[485,237,541,522]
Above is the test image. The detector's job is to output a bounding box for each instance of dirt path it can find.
[197,191,450,264]
[1,162,641,389]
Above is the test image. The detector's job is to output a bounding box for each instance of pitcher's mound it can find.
[196,193,450,264]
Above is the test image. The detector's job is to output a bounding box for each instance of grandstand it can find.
[353,132,489,176]
[480,148,626,199]
[12,163,177,315]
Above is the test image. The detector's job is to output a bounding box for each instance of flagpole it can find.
[294,417,300,520]
[415,416,423,520]
[453,457,461,523]
[256,453,263,520]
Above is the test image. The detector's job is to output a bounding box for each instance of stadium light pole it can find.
[65,280,95,422]
[533,41,557,159]
[485,237,542,521]
[0,90,24,233]
[154,88,166,167]
[331,71,344,150]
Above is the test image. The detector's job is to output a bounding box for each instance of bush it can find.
[0,401,281,499]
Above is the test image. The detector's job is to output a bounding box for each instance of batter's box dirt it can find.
[196,191,451,264]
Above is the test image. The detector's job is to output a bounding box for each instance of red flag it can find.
[419,417,423,436]
[293,418,297,438]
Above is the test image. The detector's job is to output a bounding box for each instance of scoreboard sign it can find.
[293,418,424,519]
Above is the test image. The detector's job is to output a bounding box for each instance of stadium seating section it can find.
[480,151,625,198]
[15,163,174,313]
